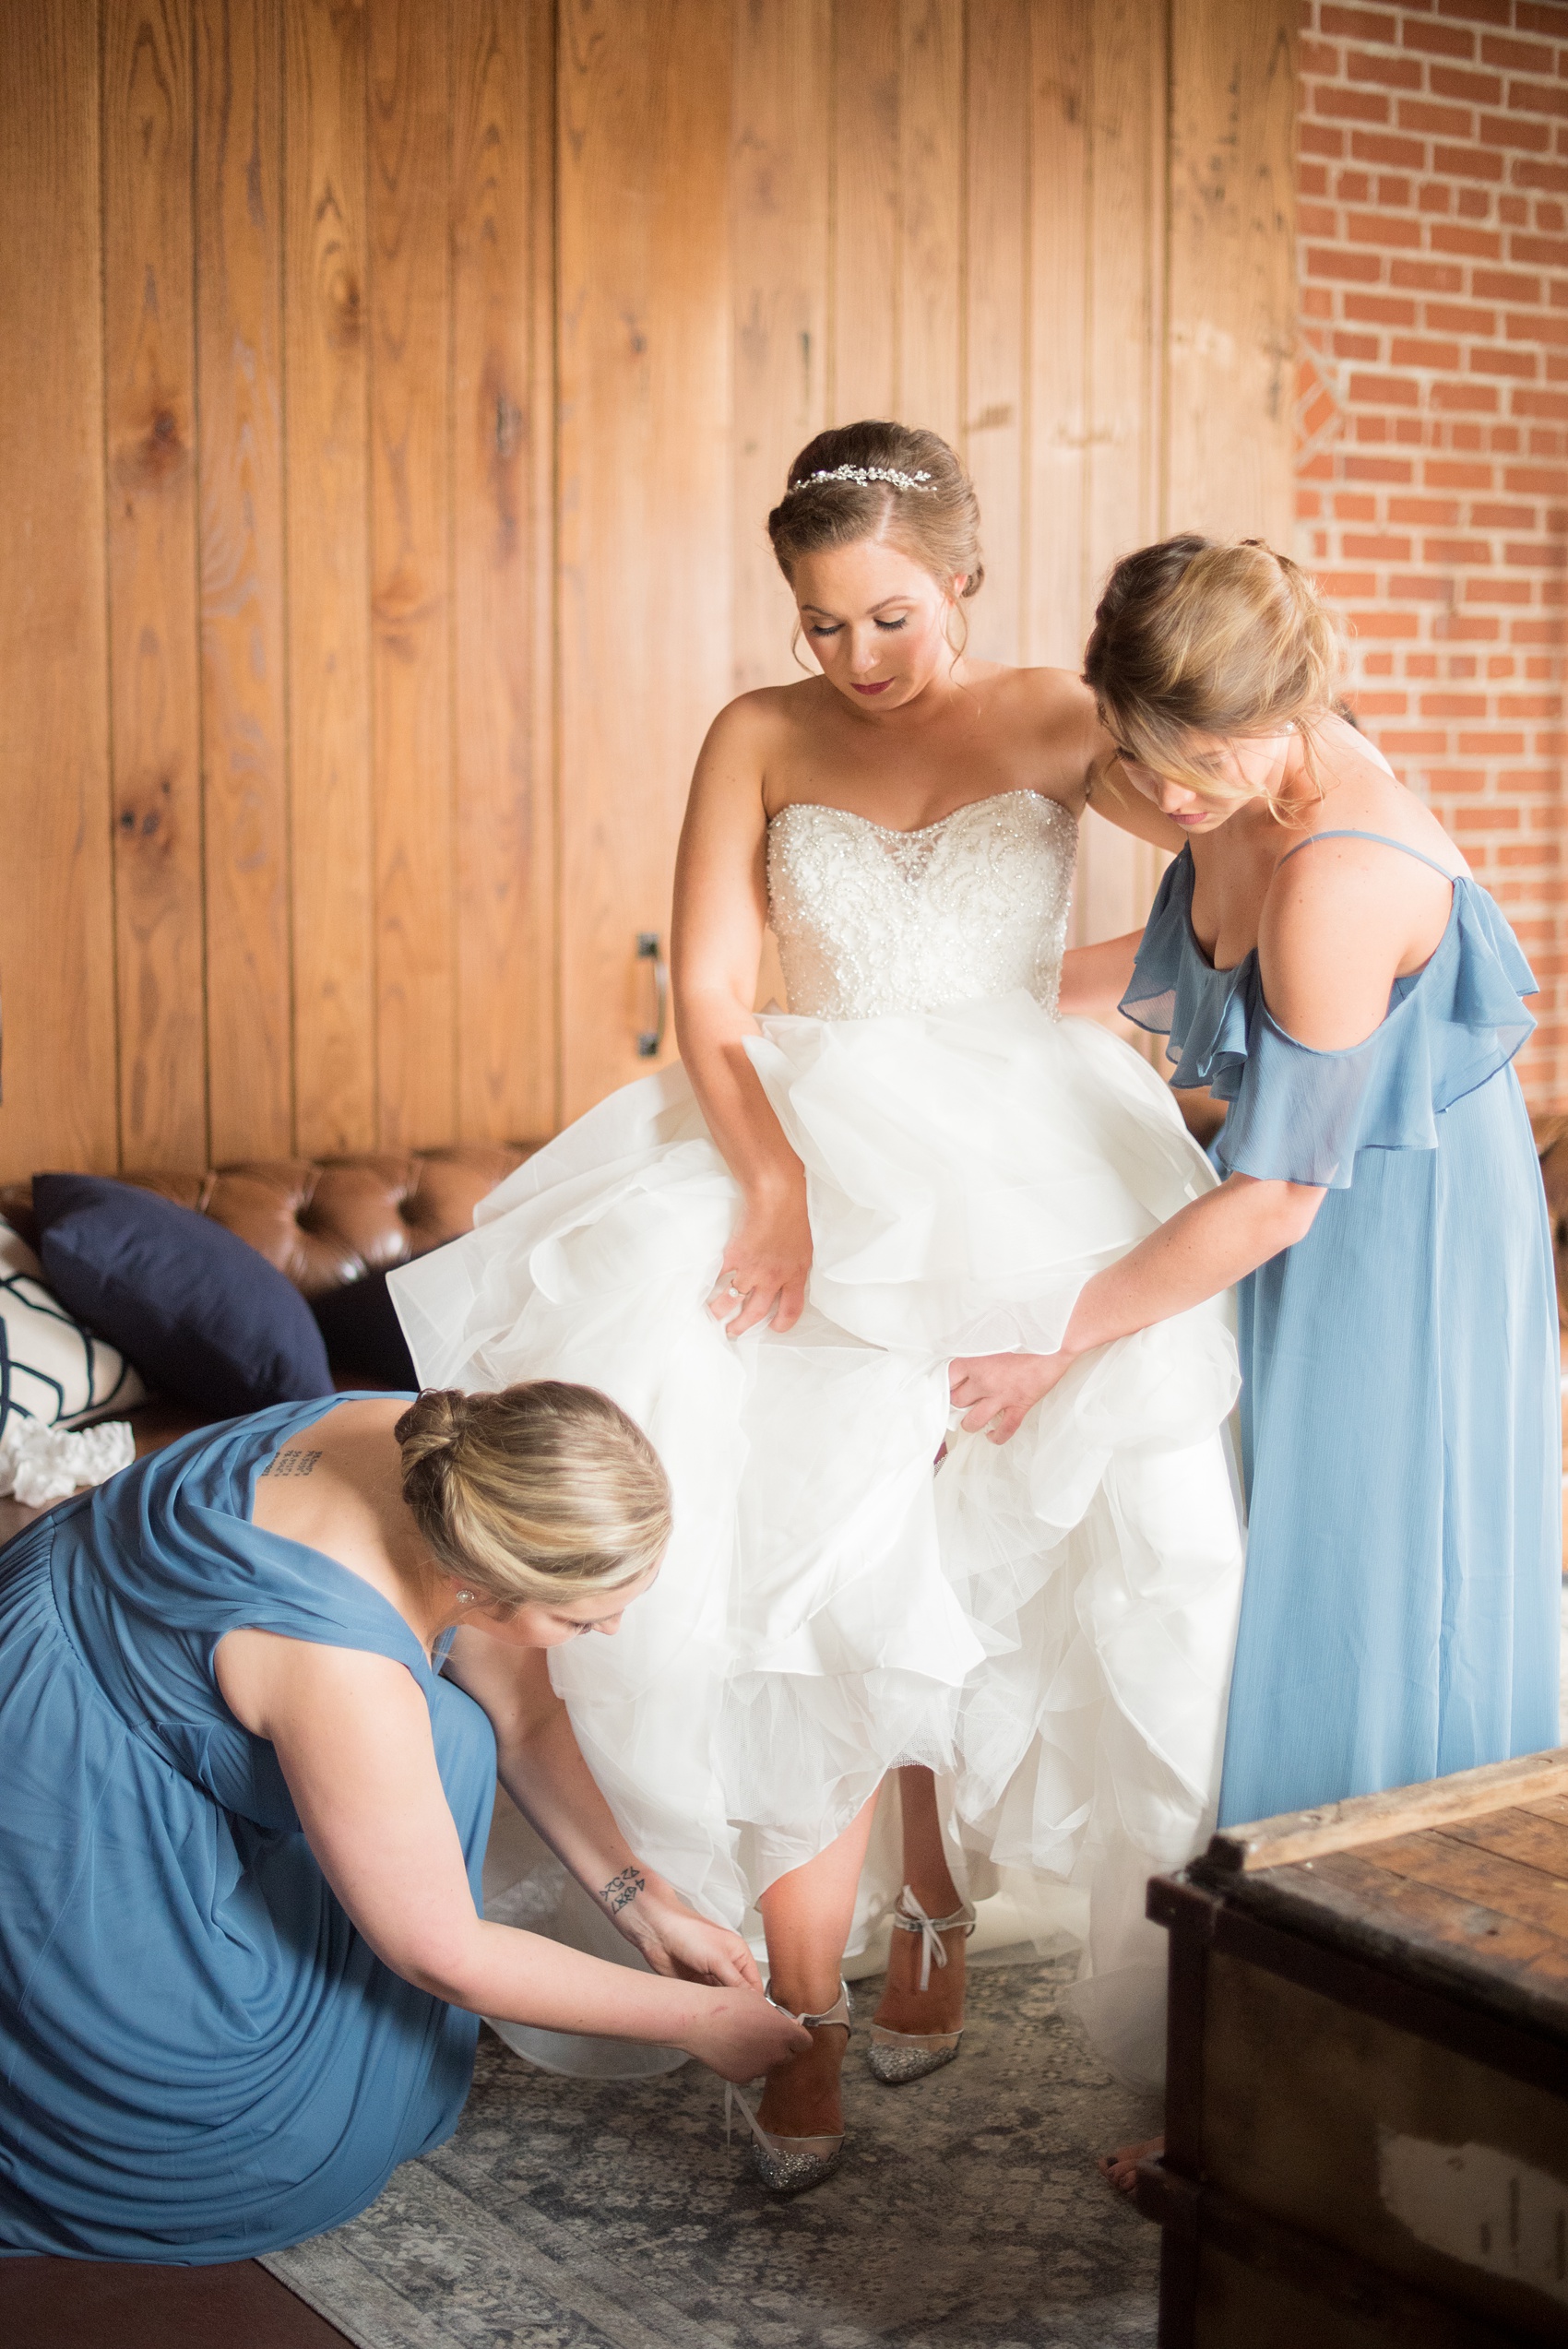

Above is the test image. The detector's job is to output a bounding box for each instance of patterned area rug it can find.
[263,1955,1161,2349]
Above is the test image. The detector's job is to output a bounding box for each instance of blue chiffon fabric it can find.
[0,1396,494,2263]
[1123,837,1561,1828]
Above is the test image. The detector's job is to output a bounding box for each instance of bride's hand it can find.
[948,1349,1076,1442]
[708,1180,812,1337]
[613,1876,763,1990]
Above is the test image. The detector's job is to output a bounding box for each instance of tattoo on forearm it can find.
[260,1448,323,1480]
[600,1866,646,1917]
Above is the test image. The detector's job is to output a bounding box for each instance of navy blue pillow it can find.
[33,1175,333,1419]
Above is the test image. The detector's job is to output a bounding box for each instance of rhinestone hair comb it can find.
[784,466,934,496]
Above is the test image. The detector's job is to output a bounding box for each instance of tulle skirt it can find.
[390,991,1246,2087]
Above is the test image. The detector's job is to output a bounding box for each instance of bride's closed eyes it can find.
[806,615,911,637]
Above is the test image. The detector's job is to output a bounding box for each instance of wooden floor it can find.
[0,2257,350,2347]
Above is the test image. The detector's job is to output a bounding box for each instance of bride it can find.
[391,421,1246,2191]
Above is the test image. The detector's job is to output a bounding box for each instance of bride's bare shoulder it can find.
[1010,662,1099,723]
[699,680,825,764]
[973,661,1095,731]
[980,663,1102,782]
[685,685,826,844]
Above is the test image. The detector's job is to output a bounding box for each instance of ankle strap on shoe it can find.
[890,1885,977,1992]
[765,1981,852,2035]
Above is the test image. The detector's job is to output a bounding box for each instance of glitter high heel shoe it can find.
[866,1885,976,2084]
[727,1983,852,2194]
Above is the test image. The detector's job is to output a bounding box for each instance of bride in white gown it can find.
[391,422,1245,2190]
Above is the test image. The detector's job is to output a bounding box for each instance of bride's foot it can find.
[1098,2135,1163,2197]
[733,1985,852,2195]
[754,2011,848,2142]
[868,1885,974,2083]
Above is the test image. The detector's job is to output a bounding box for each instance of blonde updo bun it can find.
[768,421,984,602]
[1083,537,1342,796]
[396,1382,671,1609]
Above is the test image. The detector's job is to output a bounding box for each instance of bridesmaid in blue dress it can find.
[0,1382,802,2261]
[949,538,1560,2181]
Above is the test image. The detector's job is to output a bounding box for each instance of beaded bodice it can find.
[766,789,1076,1020]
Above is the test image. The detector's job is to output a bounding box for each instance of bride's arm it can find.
[1057,749,1159,1015]
[672,697,812,1336]
[1028,670,1183,854]
[1032,687,1177,1013]
[1058,931,1143,1016]
[443,1628,761,1990]
[1083,747,1188,855]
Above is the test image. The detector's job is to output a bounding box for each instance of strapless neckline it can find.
[765,786,1075,1020]
[766,787,1062,840]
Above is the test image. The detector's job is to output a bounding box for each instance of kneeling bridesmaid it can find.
[0,1382,803,2262]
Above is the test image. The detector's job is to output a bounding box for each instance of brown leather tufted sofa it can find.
[0,1144,537,1295]
[0,1144,540,1543]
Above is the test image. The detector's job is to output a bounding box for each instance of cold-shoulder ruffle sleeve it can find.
[1119,853,1536,1190]
[1121,854,1253,1096]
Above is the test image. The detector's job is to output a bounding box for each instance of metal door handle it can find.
[636,931,668,1058]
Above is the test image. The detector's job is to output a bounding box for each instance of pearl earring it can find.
[456,1588,477,1606]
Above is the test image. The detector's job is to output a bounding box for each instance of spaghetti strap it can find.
[1275,827,1460,883]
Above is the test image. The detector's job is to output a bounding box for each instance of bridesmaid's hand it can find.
[948,1349,1076,1442]
[680,1989,812,2082]
[709,1179,813,1336]
[613,1874,763,1990]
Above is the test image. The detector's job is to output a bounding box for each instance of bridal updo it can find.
[396,1382,671,1609]
[1083,537,1341,795]
[767,421,984,603]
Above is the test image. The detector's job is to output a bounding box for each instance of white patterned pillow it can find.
[0,1219,147,1429]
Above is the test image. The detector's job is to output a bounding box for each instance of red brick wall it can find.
[1297,0,1568,1105]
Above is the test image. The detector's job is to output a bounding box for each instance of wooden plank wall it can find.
[0,0,1295,1177]
[556,0,736,1119]
[0,0,119,1178]
[198,0,291,1164]
[284,0,374,1160]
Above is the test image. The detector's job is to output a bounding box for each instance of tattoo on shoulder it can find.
[600,1865,646,1917]
[260,1448,323,1481]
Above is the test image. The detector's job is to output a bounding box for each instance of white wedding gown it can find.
[391,789,1245,2087]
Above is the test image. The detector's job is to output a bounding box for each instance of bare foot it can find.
[1097,2135,1163,2197]
[872,1916,968,2038]
[754,2018,848,2141]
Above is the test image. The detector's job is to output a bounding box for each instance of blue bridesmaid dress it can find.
[0,1396,494,2262]
[1122,832,1562,1828]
